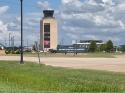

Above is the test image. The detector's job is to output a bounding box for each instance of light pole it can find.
[20,0,24,64]
[9,33,11,47]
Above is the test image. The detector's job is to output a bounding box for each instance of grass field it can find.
[0,61,125,93]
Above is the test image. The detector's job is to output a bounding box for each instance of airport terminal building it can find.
[57,40,104,53]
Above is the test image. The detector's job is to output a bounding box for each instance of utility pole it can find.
[4,38,7,47]
[13,36,15,52]
[26,40,29,51]
[61,38,64,45]
[9,33,11,47]
[10,36,12,53]
[74,40,78,56]
[35,41,41,64]
[13,36,15,47]
[75,40,78,55]
[20,0,24,64]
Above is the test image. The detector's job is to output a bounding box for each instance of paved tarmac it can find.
[0,56,125,73]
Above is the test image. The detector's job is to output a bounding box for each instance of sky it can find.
[0,0,125,46]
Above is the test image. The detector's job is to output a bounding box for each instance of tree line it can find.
[89,40,114,53]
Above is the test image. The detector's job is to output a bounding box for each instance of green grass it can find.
[0,61,125,93]
[113,52,125,56]
[7,52,115,58]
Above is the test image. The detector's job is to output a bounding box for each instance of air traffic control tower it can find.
[40,10,58,51]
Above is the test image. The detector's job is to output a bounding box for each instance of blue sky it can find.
[0,0,125,46]
[0,0,60,13]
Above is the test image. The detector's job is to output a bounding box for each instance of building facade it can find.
[40,10,58,51]
[57,40,104,53]
[75,40,104,49]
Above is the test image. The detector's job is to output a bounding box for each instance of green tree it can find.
[100,44,106,52]
[106,40,113,52]
[32,45,36,51]
[89,41,97,52]
[120,45,125,52]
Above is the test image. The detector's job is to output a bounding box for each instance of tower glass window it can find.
[44,23,50,48]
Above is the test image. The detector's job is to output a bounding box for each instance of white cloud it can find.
[62,0,74,4]
[1,0,125,45]
[118,20,125,30]
[88,0,98,5]
[0,6,9,15]
[58,0,125,44]
[0,20,21,45]
[67,33,79,39]
[37,1,51,10]
[0,21,9,34]
[102,0,115,5]
[84,35,97,40]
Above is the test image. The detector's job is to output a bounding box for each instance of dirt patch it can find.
[0,50,6,56]
[0,56,125,73]
[115,55,125,58]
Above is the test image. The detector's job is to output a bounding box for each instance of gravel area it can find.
[0,55,125,73]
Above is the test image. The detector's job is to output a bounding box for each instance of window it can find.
[44,23,50,48]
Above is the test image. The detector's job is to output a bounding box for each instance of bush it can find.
[15,49,20,54]
[24,49,31,52]
[49,49,57,53]
[5,49,20,54]
[5,49,11,54]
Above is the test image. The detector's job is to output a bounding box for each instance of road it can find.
[0,56,125,73]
